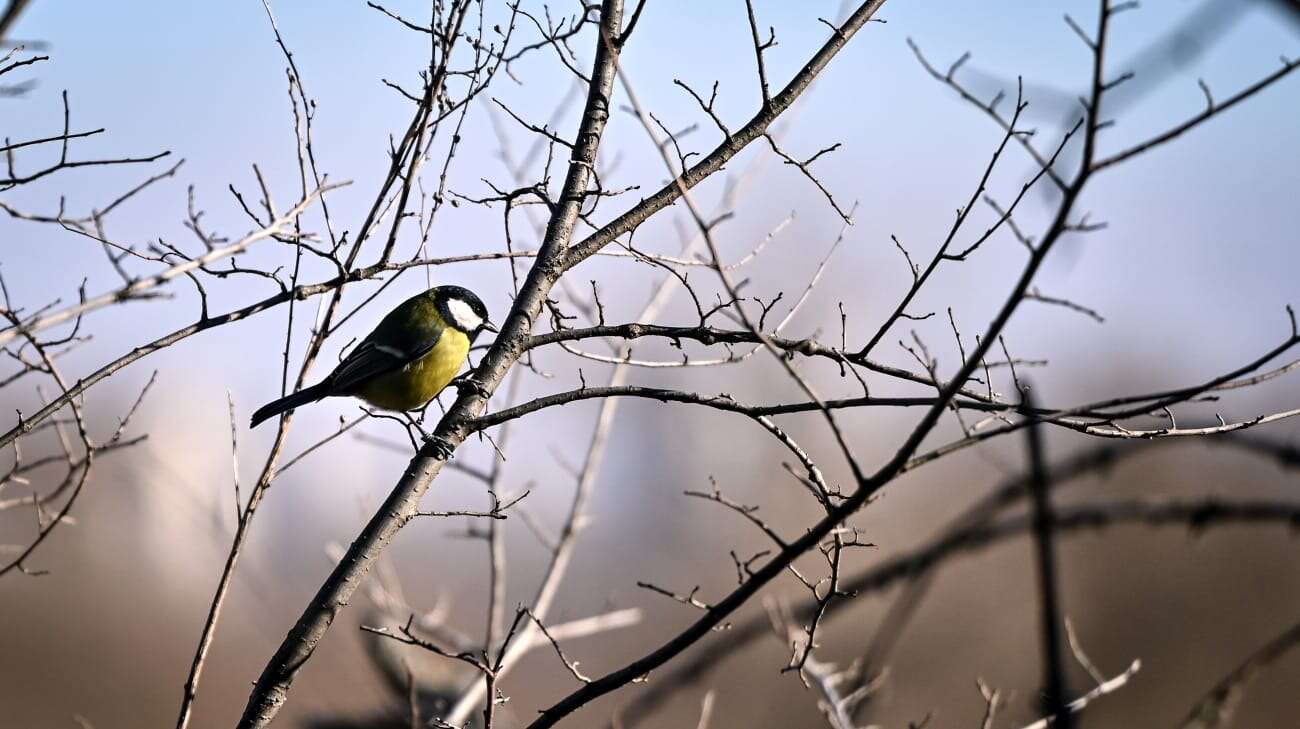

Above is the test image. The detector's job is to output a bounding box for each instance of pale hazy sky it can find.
[4,0,1297,509]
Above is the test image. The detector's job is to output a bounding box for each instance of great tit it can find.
[250,285,497,429]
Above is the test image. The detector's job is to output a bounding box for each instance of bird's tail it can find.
[249,382,330,428]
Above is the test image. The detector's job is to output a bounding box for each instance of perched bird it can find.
[250,285,497,441]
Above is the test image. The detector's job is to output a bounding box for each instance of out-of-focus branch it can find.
[0,0,33,43]
[1091,55,1299,171]
[1178,617,1300,729]
[1023,389,1072,728]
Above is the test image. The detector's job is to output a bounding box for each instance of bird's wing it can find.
[327,326,443,394]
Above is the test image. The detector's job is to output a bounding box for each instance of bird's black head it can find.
[432,285,496,337]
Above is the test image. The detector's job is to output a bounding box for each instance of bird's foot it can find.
[422,433,457,461]
[452,375,492,400]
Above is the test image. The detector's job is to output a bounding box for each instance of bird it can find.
[249,285,497,448]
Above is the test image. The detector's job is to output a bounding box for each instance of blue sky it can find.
[3,0,1297,517]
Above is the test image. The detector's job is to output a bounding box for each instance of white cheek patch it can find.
[446,298,483,331]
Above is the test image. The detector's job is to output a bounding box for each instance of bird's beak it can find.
[482,320,499,334]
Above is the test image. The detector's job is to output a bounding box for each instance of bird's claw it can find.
[453,375,492,400]
[422,433,456,461]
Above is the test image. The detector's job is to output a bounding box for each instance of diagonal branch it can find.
[560,0,888,269]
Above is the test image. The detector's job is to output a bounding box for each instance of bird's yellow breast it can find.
[355,328,470,411]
